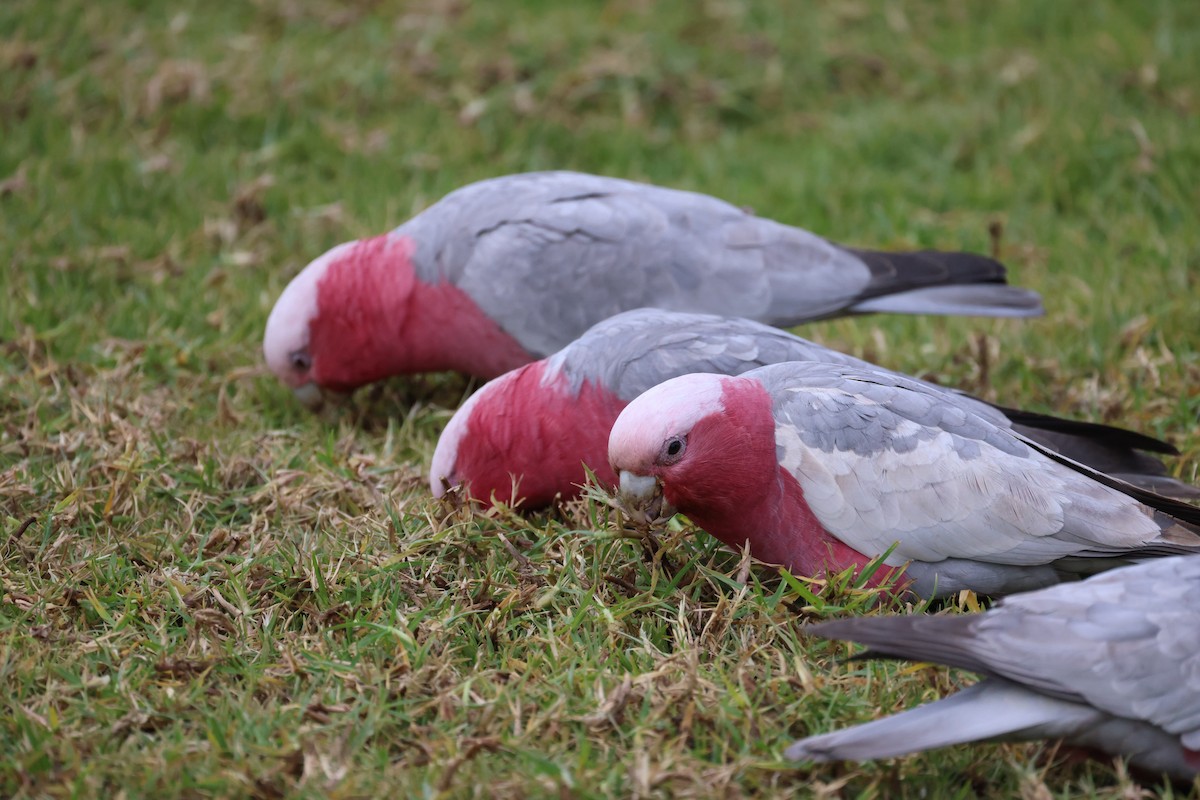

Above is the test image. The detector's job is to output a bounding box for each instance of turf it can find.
[2,0,1198,797]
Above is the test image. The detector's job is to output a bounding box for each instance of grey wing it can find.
[544,309,875,399]
[751,362,1192,568]
[805,556,1200,750]
[399,172,878,356]
[974,558,1200,746]
[398,172,1042,356]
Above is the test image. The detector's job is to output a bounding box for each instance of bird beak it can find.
[617,470,676,525]
[292,383,326,409]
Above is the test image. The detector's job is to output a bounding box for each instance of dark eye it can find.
[289,350,312,372]
[661,435,686,463]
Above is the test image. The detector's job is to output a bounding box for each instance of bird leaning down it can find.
[608,361,1200,598]
[785,555,1200,784]
[430,309,1197,509]
[262,171,1043,406]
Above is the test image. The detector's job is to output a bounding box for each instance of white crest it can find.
[608,373,728,466]
[262,241,355,383]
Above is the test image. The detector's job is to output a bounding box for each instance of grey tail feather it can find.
[786,681,1068,763]
[841,247,1044,318]
[849,285,1045,318]
[806,614,988,672]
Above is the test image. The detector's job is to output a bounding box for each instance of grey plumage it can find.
[394,172,1042,357]
[751,360,1200,596]
[786,555,1200,783]
[544,308,870,398]
[544,309,1195,497]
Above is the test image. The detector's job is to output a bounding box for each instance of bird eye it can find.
[661,436,686,463]
[289,350,312,372]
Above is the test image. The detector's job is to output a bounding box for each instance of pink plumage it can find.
[264,172,1043,406]
[609,363,1200,598]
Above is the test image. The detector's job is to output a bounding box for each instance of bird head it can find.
[608,372,776,528]
[431,363,625,510]
[263,234,417,406]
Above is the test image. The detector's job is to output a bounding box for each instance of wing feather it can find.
[808,557,1200,744]
[397,172,1033,356]
[756,363,1181,568]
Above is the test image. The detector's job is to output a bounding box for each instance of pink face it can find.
[264,232,536,406]
[608,373,729,475]
[608,373,777,524]
[430,363,626,510]
[262,235,416,399]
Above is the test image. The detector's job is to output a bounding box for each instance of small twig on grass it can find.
[495,531,532,569]
[603,573,640,595]
[988,219,1004,260]
[11,515,37,540]
[436,737,502,793]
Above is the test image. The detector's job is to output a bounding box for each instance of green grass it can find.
[2,0,1198,797]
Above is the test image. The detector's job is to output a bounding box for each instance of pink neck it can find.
[685,469,897,590]
[403,279,536,379]
[458,370,626,509]
[310,234,536,389]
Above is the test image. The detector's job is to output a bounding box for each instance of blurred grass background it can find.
[2,0,1198,797]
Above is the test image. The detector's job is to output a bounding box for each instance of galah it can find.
[429,309,1195,510]
[608,361,1200,598]
[263,171,1043,404]
[785,555,1200,784]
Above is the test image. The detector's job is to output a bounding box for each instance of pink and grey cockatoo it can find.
[786,555,1200,784]
[263,171,1043,404]
[430,309,1195,510]
[608,361,1200,598]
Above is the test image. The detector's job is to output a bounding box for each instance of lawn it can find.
[2,0,1198,797]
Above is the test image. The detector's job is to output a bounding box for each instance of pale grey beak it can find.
[617,470,675,525]
[292,383,325,409]
[292,383,352,411]
[619,471,658,501]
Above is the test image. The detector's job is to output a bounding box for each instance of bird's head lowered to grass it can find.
[265,171,1046,409]
[263,236,413,406]
[607,372,778,530]
[263,233,533,406]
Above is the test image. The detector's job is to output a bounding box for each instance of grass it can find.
[2,0,1198,797]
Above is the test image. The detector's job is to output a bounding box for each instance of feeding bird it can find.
[263,171,1042,405]
[786,555,1200,785]
[608,361,1200,598]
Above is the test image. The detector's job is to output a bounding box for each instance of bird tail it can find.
[842,249,1045,318]
[786,681,1091,763]
[1001,414,1200,500]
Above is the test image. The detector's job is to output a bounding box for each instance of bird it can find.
[608,361,1200,598]
[429,309,1196,509]
[263,171,1043,405]
[785,554,1200,785]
